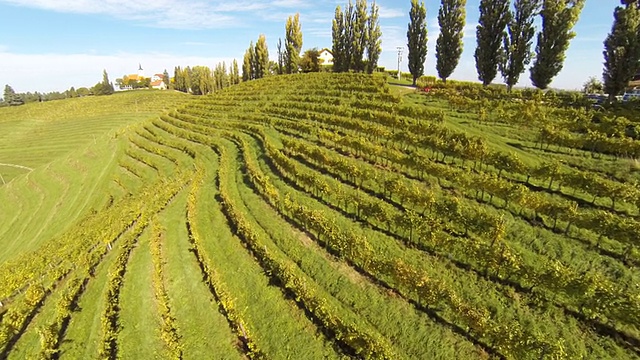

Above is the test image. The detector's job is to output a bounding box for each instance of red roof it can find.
[151,80,164,86]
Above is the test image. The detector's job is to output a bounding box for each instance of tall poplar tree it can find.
[250,41,258,79]
[285,13,303,74]
[190,66,213,95]
[603,4,640,99]
[174,66,184,91]
[332,6,346,72]
[162,69,170,89]
[242,43,254,81]
[232,59,241,84]
[94,69,114,95]
[254,35,270,79]
[407,0,428,86]
[344,1,356,71]
[435,0,466,82]
[499,0,539,91]
[213,62,228,90]
[530,0,585,89]
[183,67,192,93]
[277,38,285,75]
[366,1,382,73]
[475,0,510,86]
[352,0,368,72]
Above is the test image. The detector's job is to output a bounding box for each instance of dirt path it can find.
[0,163,33,171]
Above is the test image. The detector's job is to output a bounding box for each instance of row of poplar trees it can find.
[242,1,383,81]
[242,13,305,81]
[331,0,383,74]
[603,0,640,100]
[407,0,585,90]
[173,62,241,95]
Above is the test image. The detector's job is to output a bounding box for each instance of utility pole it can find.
[396,47,404,80]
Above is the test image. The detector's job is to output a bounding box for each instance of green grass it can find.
[0,90,190,183]
[0,135,122,263]
[191,144,342,359]
[234,133,486,359]
[159,190,242,359]
[118,228,167,359]
[59,244,119,359]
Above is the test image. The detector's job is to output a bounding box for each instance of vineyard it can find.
[0,73,639,359]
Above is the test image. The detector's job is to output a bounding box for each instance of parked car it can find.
[585,93,606,104]
[623,88,640,102]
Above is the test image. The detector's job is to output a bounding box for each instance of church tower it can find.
[137,63,144,78]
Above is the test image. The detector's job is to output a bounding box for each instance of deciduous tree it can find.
[475,0,510,86]
[436,0,466,82]
[300,48,322,72]
[277,38,285,75]
[243,42,255,81]
[254,35,270,79]
[162,69,170,89]
[366,1,382,73]
[500,0,539,91]
[174,66,183,91]
[343,2,356,71]
[603,4,640,99]
[190,65,213,95]
[407,0,428,86]
[332,5,347,72]
[285,14,303,74]
[582,76,604,94]
[232,59,241,84]
[93,69,114,96]
[530,0,585,89]
[352,0,369,72]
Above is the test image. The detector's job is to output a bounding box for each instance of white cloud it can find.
[380,25,405,53]
[270,0,311,7]
[0,0,318,29]
[463,23,479,39]
[2,0,235,29]
[377,4,403,19]
[0,0,328,29]
[306,27,331,39]
[0,50,235,92]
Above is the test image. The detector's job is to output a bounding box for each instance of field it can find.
[0,73,639,359]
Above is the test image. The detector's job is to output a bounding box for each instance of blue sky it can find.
[0,0,617,93]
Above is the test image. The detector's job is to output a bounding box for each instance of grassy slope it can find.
[193,145,342,359]
[235,133,485,359]
[0,91,191,262]
[118,228,167,359]
[0,91,189,182]
[2,75,639,360]
[160,190,243,359]
[59,243,119,359]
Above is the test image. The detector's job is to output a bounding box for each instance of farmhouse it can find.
[319,48,333,66]
[151,79,168,90]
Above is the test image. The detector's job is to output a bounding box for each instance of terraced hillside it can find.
[1,73,639,359]
[0,91,191,264]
